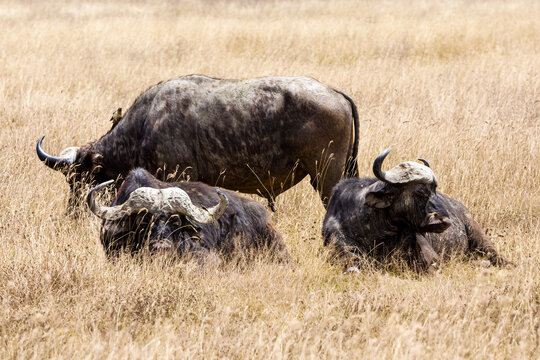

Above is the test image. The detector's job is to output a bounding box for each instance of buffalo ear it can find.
[91,153,104,173]
[365,183,395,209]
[78,150,104,173]
[92,153,103,163]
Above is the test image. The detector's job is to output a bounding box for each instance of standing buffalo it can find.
[37,75,359,213]
[87,168,289,262]
[322,148,510,270]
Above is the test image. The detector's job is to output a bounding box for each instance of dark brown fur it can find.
[322,177,511,270]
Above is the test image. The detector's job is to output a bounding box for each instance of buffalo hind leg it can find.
[306,159,346,208]
[467,217,513,266]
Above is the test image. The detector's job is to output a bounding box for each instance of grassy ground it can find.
[0,0,538,358]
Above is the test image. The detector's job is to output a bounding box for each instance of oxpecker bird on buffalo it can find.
[37,75,359,215]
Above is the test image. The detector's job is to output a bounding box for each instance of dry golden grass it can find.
[1,0,539,358]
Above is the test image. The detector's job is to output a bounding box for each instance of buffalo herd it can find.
[37,75,511,272]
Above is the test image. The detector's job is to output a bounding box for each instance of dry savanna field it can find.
[0,0,539,358]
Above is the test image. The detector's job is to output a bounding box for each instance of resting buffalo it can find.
[37,75,359,214]
[87,168,289,262]
[322,148,510,270]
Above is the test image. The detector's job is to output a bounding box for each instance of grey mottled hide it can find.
[38,75,359,213]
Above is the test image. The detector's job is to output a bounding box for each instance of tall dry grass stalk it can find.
[0,0,538,358]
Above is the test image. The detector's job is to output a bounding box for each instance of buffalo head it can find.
[86,180,229,255]
[367,148,451,234]
[36,135,110,215]
[364,148,451,266]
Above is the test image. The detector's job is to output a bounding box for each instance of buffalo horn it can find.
[372,148,435,185]
[170,189,229,224]
[372,147,392,183]
[36,135,76,169]
[87,180,116,218]
[87,183,229,224]
[417,158,430,168]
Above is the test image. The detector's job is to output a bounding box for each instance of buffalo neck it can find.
[92,115,143,177]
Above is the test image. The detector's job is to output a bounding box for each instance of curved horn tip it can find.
[418,158,431,168]
[36,135,73,169]
[87,180,117,219]
[36,135,52,164]
[87,180,115,202]
[373,147,392,182]
[375,147,392,163]
[216,188,227,198]
[215,189,229,208]
[36,136,46,158]
[374,147,392,164]
[98,179,115,188]
[208,189,229,221]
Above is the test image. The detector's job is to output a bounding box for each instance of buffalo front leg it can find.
[322,216,365,270]
[415,233,440,269]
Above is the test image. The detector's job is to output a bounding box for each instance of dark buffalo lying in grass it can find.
[87,168,289,263]
[322,148,511,271]
[38,75,359,214]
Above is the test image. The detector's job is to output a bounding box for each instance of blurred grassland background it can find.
[0,0,539,358]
